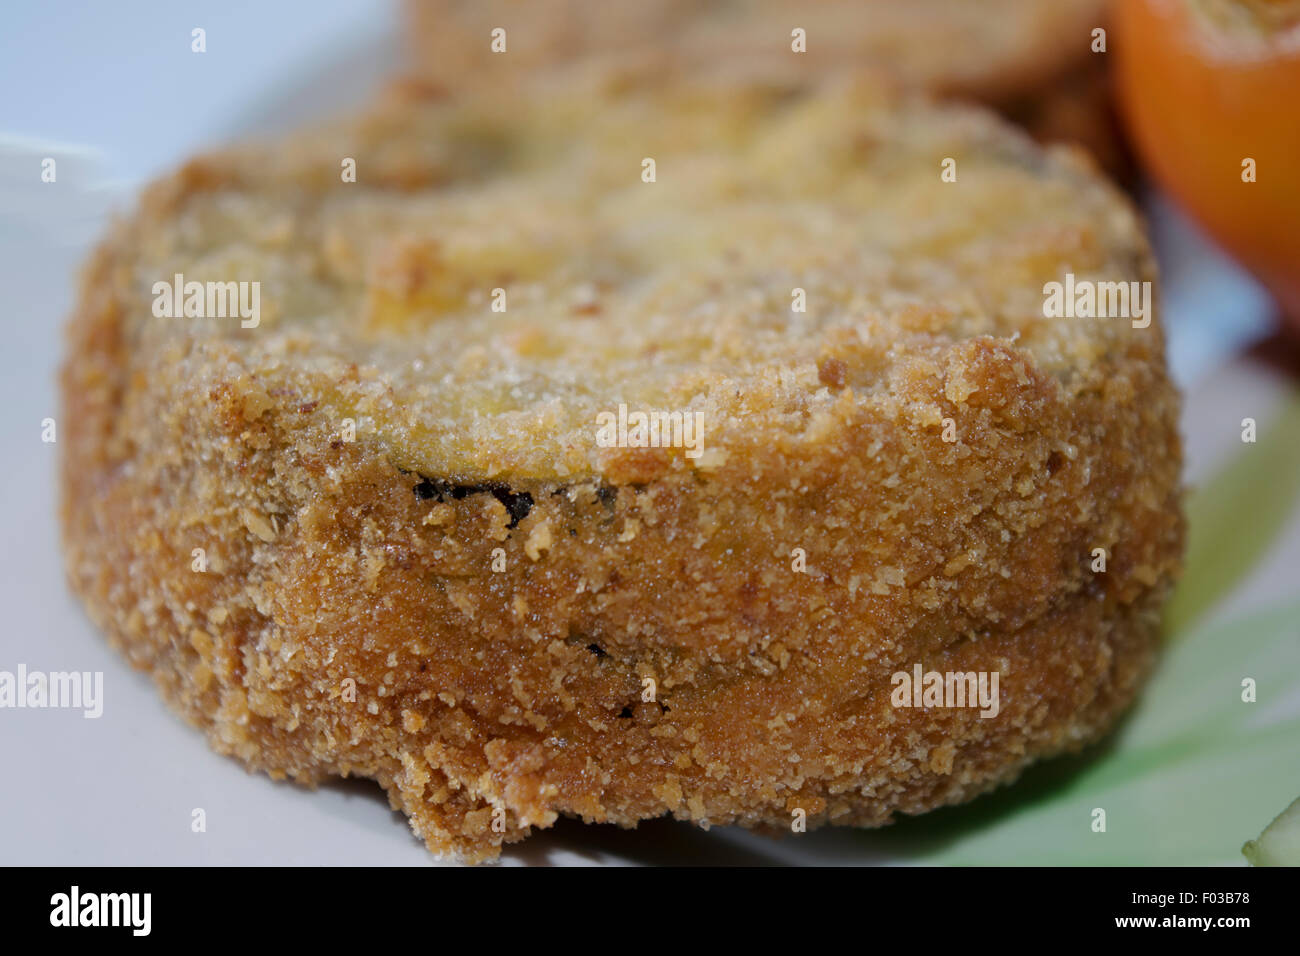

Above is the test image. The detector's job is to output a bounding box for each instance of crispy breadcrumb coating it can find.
[61,76,1181,861]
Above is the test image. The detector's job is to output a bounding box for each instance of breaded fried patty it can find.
[60,74,1182,862]
[406,0,1127,174]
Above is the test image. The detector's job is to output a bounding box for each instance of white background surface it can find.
[0,1,1290,866]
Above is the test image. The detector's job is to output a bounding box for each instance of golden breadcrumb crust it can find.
[61,76,1182,862]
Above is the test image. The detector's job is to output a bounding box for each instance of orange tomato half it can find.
[1114,0,1300,323]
